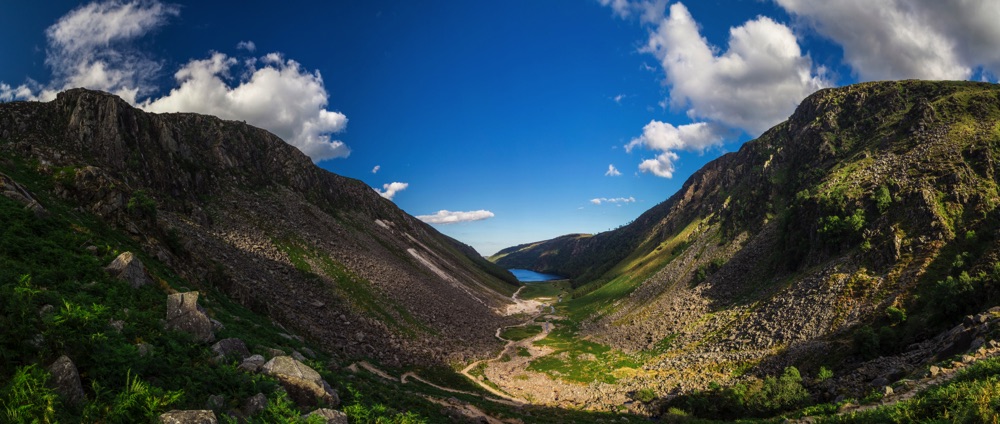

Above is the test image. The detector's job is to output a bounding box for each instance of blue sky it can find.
[3,1,1000,255]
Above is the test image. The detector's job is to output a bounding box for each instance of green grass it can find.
[500,325,543,341]
[527,323,641,384]
[519,280,571,300]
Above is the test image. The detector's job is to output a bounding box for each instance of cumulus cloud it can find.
[605,164,622,176]
[590,196,635,205]
[416,210,496,225]
[371,165,381,174]
[0,0,351,163]
[624,120,728,178]
[645,3,829,136]
[2,0,180,103]
[375,182,408,200]
[775,0,1000,81]
[236,40,256,52]
[141,52,350,162]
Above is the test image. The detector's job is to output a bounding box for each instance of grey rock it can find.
[109,319,124,333]
[238,354,266,373]
[292,350,307,362]
[47,355,85,406]
[137,342,153,357]
[158,410,218,424]
[882,386,893,396]
[166,292,214,343]
[300,347,316,358]
[38,304,54,317]
[105,252,153,288]
[304,408,349,424]
[243,393,268,416]
[262,356,339,407]
[211,338,249,360]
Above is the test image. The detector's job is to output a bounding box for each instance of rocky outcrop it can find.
[242,393,268,416]
[238,354,266,373]
[261,356,339,407]
[0,172,46,217]
[158,410,218,424]
[104,252,153,288]
[47,355,85,406]
[165,292,214,343]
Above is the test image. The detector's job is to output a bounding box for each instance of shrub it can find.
[886,306,907,325]
[817,366,834,382]
[854,325,880,359]
[0,365,60,423]
[874,186,892,214]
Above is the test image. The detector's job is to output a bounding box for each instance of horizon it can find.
[3,1,1000,255]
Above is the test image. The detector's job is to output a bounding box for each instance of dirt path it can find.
[347,284,555,407]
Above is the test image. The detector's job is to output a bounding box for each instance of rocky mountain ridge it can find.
[492,80,1000,402]
[0,88,520,366]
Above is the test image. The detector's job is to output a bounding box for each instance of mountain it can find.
[492,80,1000,407]
[0,88,520,367]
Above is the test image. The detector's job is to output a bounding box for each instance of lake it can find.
[508,268,565,282]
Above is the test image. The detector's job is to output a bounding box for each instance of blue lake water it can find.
[509,268,565,282]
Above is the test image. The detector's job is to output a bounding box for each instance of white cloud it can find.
[375,182,408,200]
[371,165,381,174]
[141,52,350,162]
[416,210,495,224]
[15,0,181,103]
[612,94,625,104]
[600,0,668,24]
[590,196,636,205]
[605,164,622,176]
[775,0,1000,81]
[645,3,829,136]
[1,1,351,163]
[236,40,256,52]
[624,120,727,178]
[637,152,679,178]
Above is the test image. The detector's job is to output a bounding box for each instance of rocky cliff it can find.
[0,88,519,366]
[493,80,1000,399]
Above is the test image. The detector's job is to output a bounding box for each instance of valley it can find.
[3,81,1000,423]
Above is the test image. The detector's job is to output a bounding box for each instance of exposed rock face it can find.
[262,356,339,407]
[47,355,85,406]
[158,410,218,424]
[104,251,153,288]
[0,172,47,217]
[165,292,214,343]
[304,408,349,424]
[0,88,520,365]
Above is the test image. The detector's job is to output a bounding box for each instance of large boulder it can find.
[158,410,217,424]
[262,356,339,407]
[166,292,215,343]
[47,355,85,406]
[105,252,153,288]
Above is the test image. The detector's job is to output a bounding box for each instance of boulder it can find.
[262,356,339,407]
[48,355,86,406]
[166,292,214,343]
[304,408,349,424]
[105,252,153,288]
[243,393,268,416]
[158,410,218,424]
[238,354,266,373]
[211,338,249,360]
[205,394,225,411]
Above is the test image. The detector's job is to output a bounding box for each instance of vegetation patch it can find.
[500,325,543,341]
[528,324,640,384]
